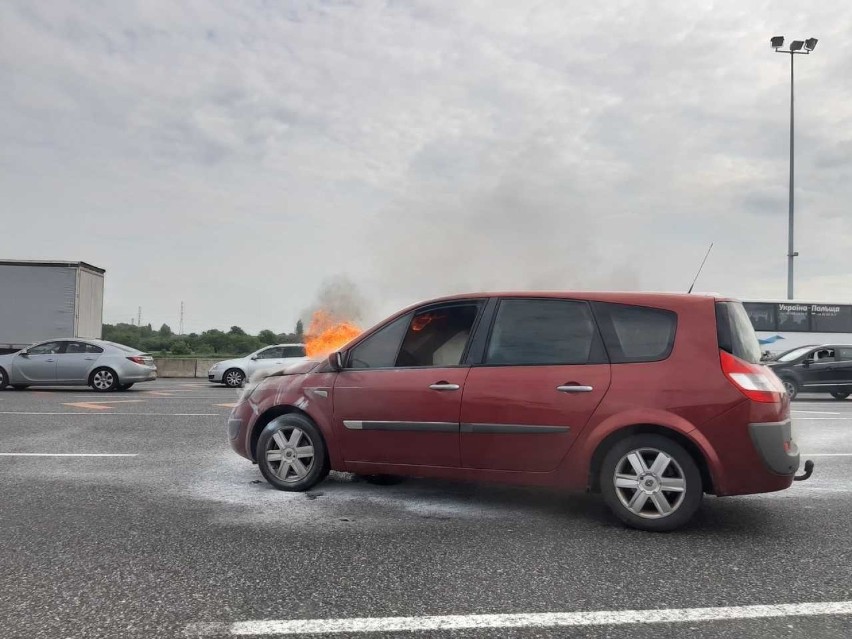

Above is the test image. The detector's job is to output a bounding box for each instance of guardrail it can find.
[153,358,221,378]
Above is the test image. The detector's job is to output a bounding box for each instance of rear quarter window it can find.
[716,301,762,364]
[592,302,677,363]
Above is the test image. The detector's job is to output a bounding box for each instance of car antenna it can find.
[687,242,714,294]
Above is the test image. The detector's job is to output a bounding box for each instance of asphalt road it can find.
[0,380,850,638]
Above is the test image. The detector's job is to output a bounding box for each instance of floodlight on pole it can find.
[771,35,818,300]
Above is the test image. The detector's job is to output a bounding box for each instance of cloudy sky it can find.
[2,1,851,334]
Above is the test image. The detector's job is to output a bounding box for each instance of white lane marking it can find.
[792,411,842,415]
[185,601,852,636]
[0,412,218,416]
[0,453,137,457]
[805,453,852,457]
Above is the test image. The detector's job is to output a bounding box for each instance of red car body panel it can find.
[228,292,797,498]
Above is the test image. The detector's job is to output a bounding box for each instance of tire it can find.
[90,368,119,392]
[12,385,30,391]
[118,383,135,391]
[600,434,703,532]
[830,391,850,400]
[257,414,329,491]
[223,368,245,388]
[781,378,798,400]
[0,368,7,390]
[358,474,406,486]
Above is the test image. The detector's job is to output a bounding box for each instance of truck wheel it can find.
[223,368,245,388]
[0,368,7,390]
[90,368,119,392]
[257,414,329,491]
[600,434,703,532]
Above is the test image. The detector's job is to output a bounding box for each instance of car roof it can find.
[409,291,722,307]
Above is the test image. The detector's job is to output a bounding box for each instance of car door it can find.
[826,346,852,386]
[333,300,484,467]
[460,298,611,472]
[800,348,836,388]
[12,341,64,383]
[56,342,104,383]
[246,347,285,377]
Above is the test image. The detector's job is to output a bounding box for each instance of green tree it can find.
[170,340,191,355]
[229,326,245,335]
[158,324,173,337]
[258,329,277,345]
[295,319,304,341]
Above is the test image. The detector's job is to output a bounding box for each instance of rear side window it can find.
[592,302,677,363]
[281,345,306,358]
[716,301,762,364]
[485,299,604,365]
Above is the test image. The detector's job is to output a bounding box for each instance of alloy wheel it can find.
[225,370,244,388]
[613,448,686,519]
[92,370,115,391]
[263,424,316,483]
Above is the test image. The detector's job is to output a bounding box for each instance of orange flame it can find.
[304,310,362,358]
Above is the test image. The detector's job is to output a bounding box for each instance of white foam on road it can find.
[185,601,852,636]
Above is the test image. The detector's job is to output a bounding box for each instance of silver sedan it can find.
[0,338,157,392]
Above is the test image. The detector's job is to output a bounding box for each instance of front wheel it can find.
[223,368,245,388]
[257,414,329,491]
[781,378,798,400]
[600,434,703,532]
[831,391,850,400]
[90,368,119,392]
[0,368,7,390]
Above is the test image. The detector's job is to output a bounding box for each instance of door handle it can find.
[45,358,56,363]
[429,382,460,391]
[84,357,96,361]
[557,384,593,393]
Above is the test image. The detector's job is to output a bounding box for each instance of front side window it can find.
[257,347,284,359]
[347,313,412,369]
[395,304,479,367]
[486,299,599,365]
[27,341,64,355]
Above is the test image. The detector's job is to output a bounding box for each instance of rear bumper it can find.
[749,420,800,475]
[121,366,158,383]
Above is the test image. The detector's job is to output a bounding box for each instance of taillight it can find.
[127,356,146,365]
[720,350,785,403]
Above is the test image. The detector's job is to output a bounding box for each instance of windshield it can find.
[775,345,816,362]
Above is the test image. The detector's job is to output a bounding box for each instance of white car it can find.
[208,344,308,388]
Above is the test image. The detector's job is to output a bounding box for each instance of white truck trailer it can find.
[0,260,105,353]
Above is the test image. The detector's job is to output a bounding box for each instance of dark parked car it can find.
[228,292,807,532]
[766,344,852,400]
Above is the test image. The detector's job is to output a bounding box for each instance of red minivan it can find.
[228,292,810,531]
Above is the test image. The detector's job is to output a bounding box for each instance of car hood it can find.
[251,358,320,381]
[0,352,17,366]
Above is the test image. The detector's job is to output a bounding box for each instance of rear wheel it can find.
[257,414,329,491]
[600,434,703,532]
[830,391,850,400]
[90,368,119,392]
[0,368,7,390]
[781,378,798,400]
[223,368,245,388]
[118,383,134,391]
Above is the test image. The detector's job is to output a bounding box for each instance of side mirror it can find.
[328,351,344,372]
[19,350,29,357]
[250,355,258,361]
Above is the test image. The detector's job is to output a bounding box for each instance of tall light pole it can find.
[771,35,818,300]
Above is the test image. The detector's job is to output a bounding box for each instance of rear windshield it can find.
[98,341,139,353]
[716,302,762,364]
